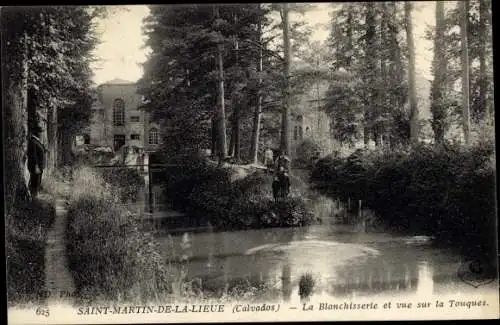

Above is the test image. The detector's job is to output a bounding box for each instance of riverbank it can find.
[64,166,173,304]
[310,141,497,263]
[60,164,297,304]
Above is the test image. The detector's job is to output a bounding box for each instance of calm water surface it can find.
[154,194,498,301]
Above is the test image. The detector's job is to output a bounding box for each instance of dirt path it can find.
[43,181,75,304]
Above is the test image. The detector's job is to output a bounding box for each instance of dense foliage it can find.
[138,4,320,161]
[6,199,56,305]
[162,154,316,230]
[65,167,171,303]
[311,140,496,259]
[293,138,322,168]
[66,197,171,303]
[426,0,494,143]
[2,6,103,213]
[100,168,145,203]
[324,3,410,147]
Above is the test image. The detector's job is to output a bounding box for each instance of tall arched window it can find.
[148,128,159,145]
[113,99,125,126]
[294,126,298,140]
[299,126,303,140]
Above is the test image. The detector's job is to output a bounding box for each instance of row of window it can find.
[113,128,159,151]
[294,125,311,141]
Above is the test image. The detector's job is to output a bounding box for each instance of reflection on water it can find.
[155,194,498,301]
[416,261,433,296]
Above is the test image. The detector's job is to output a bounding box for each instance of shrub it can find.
[294,139,322,168]
[310,140,497,259]
[6,198,56,306]
[66,197,172,304]
[299,273,315,300]
[100,167,144,202]
[65,166,173,304]
[162,155,317,231]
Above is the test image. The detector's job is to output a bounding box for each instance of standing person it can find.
[274,151,290,174]
[264,147,274,171]
[27,131,46,198]
[271,151,291,200]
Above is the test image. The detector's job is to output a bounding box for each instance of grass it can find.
[299,273,316,300]
[40,167,72,198]
[6,196,56,307]
[65,166,176,304]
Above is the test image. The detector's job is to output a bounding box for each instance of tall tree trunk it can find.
[228,108,235,157]
[430,1,447,145]
[346,5,353,68]
[478,0,487,124]
[232,11,241,161]
[229,101,240,160]
[250,3,263,164]
[281,3,292,157]
[43,103,57,172]
[377,2,389,148]
[3,31,30,213]
[405,2,419,145]
[215,6,228,165]
[233,103,241,160]
[460,0,471,144]
[211,117,217,157]
[364,2,377,147]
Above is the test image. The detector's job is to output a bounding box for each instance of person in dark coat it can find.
[27,132,46,198]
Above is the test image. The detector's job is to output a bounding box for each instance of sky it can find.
[90,3,436,86]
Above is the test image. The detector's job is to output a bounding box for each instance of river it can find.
[149,168,498,304]
[153,192,498,303]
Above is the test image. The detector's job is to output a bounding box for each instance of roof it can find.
[101,78,136,85]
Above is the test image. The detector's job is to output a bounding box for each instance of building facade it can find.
[84,79,166,214]
[88,78,161,154]
[290,79,334,158]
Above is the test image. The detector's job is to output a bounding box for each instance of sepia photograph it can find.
[3,2,499,324]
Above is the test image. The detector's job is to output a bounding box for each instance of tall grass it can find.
[6,198,56,306]
[65,166,174,304]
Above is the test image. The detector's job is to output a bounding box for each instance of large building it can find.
[290,79,334,157]
[88,78,161,153]
[82,78,166,214]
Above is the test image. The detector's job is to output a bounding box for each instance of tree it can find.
[214,5,228,164]
[280,3,292,156]
[2,6,101,213]
[478,0,488,123]
[324,3,412,148]
[24,7,102,170]
[430,1,448,145]
[363,2,379,146]
[249,4,264,164]
[324,4,365,145]
[2,11,30,213]
[139,5,265,159]
[434,0,493,138]
[460,0,471,143]
[405,2,419,144]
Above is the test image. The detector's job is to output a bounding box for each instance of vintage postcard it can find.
[3,2,498,324]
